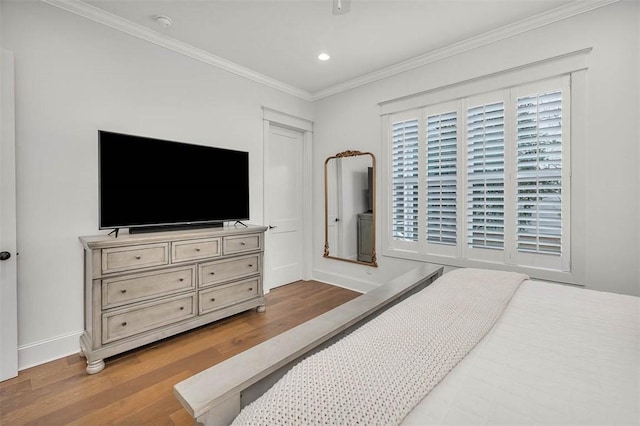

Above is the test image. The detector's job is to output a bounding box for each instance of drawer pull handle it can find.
[121,322,127,327]
[121,289,127,294]
[241,242,246,246]
[210,272,215,275]
[210,298,216,302]
[179,278,184,282]
[180,306,184,310]
[135,255,141,260]
[248,264,253,267]
[195,248,200,252]
[249,287,253,291]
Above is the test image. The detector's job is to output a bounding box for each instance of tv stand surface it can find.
[79,224,267,374]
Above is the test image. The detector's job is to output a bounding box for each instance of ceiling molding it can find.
[42,0,619,103]
[310,0,620,101]
[378,47,592,115]
[41,0,314,101]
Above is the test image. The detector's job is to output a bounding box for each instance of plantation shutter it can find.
[516,90,563,255]
[385,73,572,273]
[391,118,419,242]
[466,101,505,250]
[426,111,457,245]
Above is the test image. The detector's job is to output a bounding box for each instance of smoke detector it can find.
[155,15,173,28]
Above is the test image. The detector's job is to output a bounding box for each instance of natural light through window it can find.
[385,75,571,273]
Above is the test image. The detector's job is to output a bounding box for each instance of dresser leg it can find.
[256,305,266,313]
[86,359,105,375]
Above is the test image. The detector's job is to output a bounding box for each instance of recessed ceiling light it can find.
[318,53,331,61]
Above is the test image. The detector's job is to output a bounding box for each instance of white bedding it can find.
[402,280,640,426]
[233,268,527,425]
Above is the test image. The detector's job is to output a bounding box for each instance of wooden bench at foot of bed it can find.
[173,264,444,426]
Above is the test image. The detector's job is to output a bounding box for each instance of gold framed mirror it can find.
[324,150,377,267]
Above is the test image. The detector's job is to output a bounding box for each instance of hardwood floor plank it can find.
[169,407,195,426]
[0,281,360,426]
[0,379,31,404]
[68,371,193,426]
[114,392,190,426]
[4,357,73,392]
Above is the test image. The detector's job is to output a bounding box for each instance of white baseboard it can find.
[18,330,83,371]
[312,269,378,294]
[14,273,372,371]
[15,274,373,371]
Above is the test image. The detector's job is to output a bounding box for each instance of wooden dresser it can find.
[79,225,267,374]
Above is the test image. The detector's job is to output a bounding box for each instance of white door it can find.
[1,49,18,381]
[264,125,304,291]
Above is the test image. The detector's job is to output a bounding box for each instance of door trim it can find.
[1,48,18,381]
[262,107,313,287]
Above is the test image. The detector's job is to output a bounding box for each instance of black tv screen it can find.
[99,130,249,231]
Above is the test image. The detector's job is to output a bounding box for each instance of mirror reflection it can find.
[324,150,377,267]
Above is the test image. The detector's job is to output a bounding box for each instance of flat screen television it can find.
[99,130,249,233]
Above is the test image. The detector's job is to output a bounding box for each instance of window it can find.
[466,101,505,251]
[391,116,420,242]
[515,90,563,256]
[426,110,458,246]
[386,76,570,272]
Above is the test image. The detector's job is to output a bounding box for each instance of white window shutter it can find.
[466,101,505,250]
[391,118,420,242]
[516,90,563,255]
[384,74,571,274]
[426,111,457,246]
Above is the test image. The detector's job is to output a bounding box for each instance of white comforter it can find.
[403,280,640,426]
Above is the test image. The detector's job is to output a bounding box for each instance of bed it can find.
[174,265,639,426]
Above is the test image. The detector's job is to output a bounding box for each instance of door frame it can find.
[262,107,313,287]
[1,48,18,381]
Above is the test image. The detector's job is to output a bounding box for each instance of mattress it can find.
[402,280,640,426]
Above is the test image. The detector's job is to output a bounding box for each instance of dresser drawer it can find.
[171,238,221,263]
[102,266,196,309]
[102,243,169,274]
[102,294,196,344]
[199,278,260,314]
[199,254,260,288]
[223,233,262,255]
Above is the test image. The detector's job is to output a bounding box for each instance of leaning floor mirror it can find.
[324,150,377,267]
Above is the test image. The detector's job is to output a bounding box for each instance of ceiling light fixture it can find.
[318,53,331,61]
[155,15,173,28]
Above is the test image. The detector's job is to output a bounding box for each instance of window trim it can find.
[380,51,588,285]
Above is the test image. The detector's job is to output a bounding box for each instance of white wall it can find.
[1,1,312,368]
[2,0,638,371]
[313,1,640,297]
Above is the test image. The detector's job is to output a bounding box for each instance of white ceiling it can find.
[65,1,599,98]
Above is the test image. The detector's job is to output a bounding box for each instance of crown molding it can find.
[40,0,314,101]
[42,0,619,103]
[310,0,620,101]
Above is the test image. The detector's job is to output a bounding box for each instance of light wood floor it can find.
[0,280,360,425]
